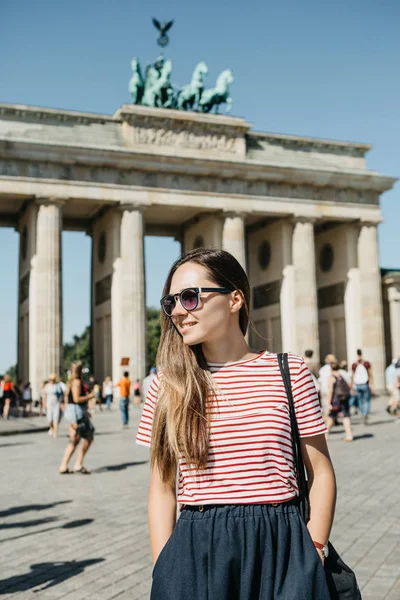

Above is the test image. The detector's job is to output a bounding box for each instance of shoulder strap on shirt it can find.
[277,352,309,523]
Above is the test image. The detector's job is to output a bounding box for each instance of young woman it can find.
[133,378,142,406]
[43,374,63,438]
[1,375,18,420]
[102,376,113,410]
[136,248,336,600]
[59,362,95,474]
[326,361,354,442]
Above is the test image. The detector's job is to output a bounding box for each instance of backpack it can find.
[353,362,369,385]
[333,376,351,403]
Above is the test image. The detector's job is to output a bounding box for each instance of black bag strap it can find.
[277,352,309,522]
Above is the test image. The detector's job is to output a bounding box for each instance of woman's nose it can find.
[171,297,188,318]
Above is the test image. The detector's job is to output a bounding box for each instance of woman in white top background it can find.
[102,376,113,410]
[136,248,336,600]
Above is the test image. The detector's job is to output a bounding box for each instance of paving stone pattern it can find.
[0,397,399,599]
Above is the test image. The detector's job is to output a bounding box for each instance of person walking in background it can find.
[102,376,113,409]
[43,374,64,438]
[351,349,374,425]
[318,354,336,417]
[142,367,156,403]
[22,382,32,416]
[339,360,351,383]
[39,380,47,416]
[304,349,319,378]
[326,361,353,442]
[0,375,4,416]
[1,375,18,420]
[59,362,95,474]
[93,381,103,411]
[304,350,320,398]
[385,358,400,415]
[133,378,142,406]
[116,371,131,427]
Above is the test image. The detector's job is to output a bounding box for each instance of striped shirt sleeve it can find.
[291,357,327,437]
[135,373,160,447]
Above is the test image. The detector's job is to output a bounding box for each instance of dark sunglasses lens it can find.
[162,296,175,316]
[181,289,198,311]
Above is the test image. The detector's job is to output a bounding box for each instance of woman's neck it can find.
[201,334,255,365]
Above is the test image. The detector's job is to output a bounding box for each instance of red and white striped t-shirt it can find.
[136,351,326,506]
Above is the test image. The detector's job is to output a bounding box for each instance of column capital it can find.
[222,210,247,220]
[34,197,65,208]
[118,202,144,213]
[291,215,317,225]
[358,217,383,228]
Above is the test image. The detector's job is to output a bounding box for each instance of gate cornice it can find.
[0,137,395,194]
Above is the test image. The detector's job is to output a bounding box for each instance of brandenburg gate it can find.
[0,62,398,397]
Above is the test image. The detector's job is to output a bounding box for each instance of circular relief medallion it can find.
[98,231,107,264]
[258,240,271,270]
[320,243,334,272]
[21,226,28,260]
[193,235,204,249]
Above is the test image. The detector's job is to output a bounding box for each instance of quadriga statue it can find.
[176,62,208,111]
[142,59,174,108]
[198,69,234,114]
[129,57,145,105]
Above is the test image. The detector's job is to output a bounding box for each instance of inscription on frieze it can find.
[130,123,239,153]
[132,127,236,153]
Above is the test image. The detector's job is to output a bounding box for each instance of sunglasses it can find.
[160,287,231,317]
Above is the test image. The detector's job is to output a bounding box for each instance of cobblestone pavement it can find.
[0,397,399,600]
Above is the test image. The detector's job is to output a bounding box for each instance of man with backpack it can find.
[351,349,374,425]
[326,361,354,441]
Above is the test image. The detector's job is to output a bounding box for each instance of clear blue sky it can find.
[0,0,399,372]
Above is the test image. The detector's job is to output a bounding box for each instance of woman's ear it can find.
[230,290,244,314]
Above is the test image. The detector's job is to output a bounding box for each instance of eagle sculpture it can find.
[152,18,174,47]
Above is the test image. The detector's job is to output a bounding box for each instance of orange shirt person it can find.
[116,371,131,427]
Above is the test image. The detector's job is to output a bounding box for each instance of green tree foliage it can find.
[147,307,161,372]
[2,364,17,381]
[63,326,91,379]
[60,309,161,380]
[10,310,162,384]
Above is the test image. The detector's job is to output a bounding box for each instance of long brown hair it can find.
[151,248,251,482]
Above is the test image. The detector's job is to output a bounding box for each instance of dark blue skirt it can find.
[151,500,331,600]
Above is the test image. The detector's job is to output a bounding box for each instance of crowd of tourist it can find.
[0,365,158,427]
[303,347,400,443]
[1,350,399,442]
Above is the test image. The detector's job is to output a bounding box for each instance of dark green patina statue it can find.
[129,19,233,114]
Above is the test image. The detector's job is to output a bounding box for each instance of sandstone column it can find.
[29,200,63,398]
[358,221,386,390]
[222,213,246,271]
[344,225,362,365]
[112,205,146,385]
[280,220,297,352]
[388,284,400,360]
[292,217,319,358]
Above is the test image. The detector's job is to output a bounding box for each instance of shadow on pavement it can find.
[0,517,94,543]
[61,519,94,529]
[0,517,59,530]
[0,558,105,594]
[94,460,148,473]
[0,500,72,518]
[352,433,374,441]
[0,442,33,448]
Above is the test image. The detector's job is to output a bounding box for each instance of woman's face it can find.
[168,262,240,346]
